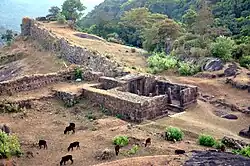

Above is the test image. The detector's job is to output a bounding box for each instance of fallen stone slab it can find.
[221,114,238,120]
[183,150,250,166]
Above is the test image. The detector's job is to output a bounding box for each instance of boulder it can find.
[239,126,250,139]
[95,148,115,160]
[222,136,249,149]
[224,67,237,77]
[221,114,238,120]
[202,58,224,72]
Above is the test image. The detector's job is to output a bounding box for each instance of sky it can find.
[0,0,104,31]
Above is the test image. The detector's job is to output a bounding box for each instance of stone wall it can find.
[0,69,73,95]
[82,87,143,122]
[53,89,83,107]
[180,87,198,108]
[21,18,127,77]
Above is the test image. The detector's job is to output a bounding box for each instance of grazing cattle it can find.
[115,145,120,156]
[69,123,75,128]
[145,138,151,147]
[175,149,185,155]
[60,155,73,166]
[68,142,80,152]
[64,126,75,134]
[1,124,11,135]
[64,123,76,134]
[38,140,48,149]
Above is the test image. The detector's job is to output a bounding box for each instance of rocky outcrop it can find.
[94,148,115,160]
[184,150,250,166]
[239,126,250,139]
[221,136,249,150]
[201,58,224,72]
[226,78,249,90]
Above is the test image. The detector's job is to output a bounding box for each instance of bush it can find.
[213,141,224,149]
[198,134,216,147]
[56,13,66,24]
[178,62,200,76]
[165,126,184,141]
[232,146,250,158]
[113,136,129,146]
[210,36,235,61]
[147,52,178,73]
[0,131,22,159]
[239,56,250,69]
[74,67,82,80]
[190,47,210,57]
[128,145,139,155]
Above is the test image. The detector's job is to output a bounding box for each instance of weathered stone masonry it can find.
[81,74,198,122]
[21,18,126,77]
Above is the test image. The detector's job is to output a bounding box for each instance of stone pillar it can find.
[180,90,185,108]
[155,85,159,96]
[137,90,141,96]
[167,88,172,104]
[21,17,33,36]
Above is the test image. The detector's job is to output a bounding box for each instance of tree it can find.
[193,0,214,35]
[211,36,236,61]
[62,0,86,21]
[143,18,181,52]
[48,6,61,16]
[182,9,197,30]
[1,30,15,43]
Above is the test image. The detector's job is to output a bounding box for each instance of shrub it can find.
[239,56,250,69]
[128,145,139,155]
[210,36,235,61]
[232,146,250,158]
[74,67,82,80]
[56,13,66,24]
[190,47,210,57]
[85,112,96,120]
[113,136,129,146]
[198,134,216,147]
[213,141,225,149]
[0,131,22,159]
[165,126,184,141]
[178,62,200,76]
[147,52,178,73]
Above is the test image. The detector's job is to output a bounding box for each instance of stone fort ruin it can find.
[0,18,199,123]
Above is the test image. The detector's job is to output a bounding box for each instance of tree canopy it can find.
[62,0,86,21]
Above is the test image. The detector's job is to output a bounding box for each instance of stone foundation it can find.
[0,69,73,95]
[80,74,198,122]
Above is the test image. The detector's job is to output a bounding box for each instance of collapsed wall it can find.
[20,17,127,77]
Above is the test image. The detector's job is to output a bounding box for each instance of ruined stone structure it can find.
[20,18,126,77]
[80,74,198,122]
[0,17,199,122]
